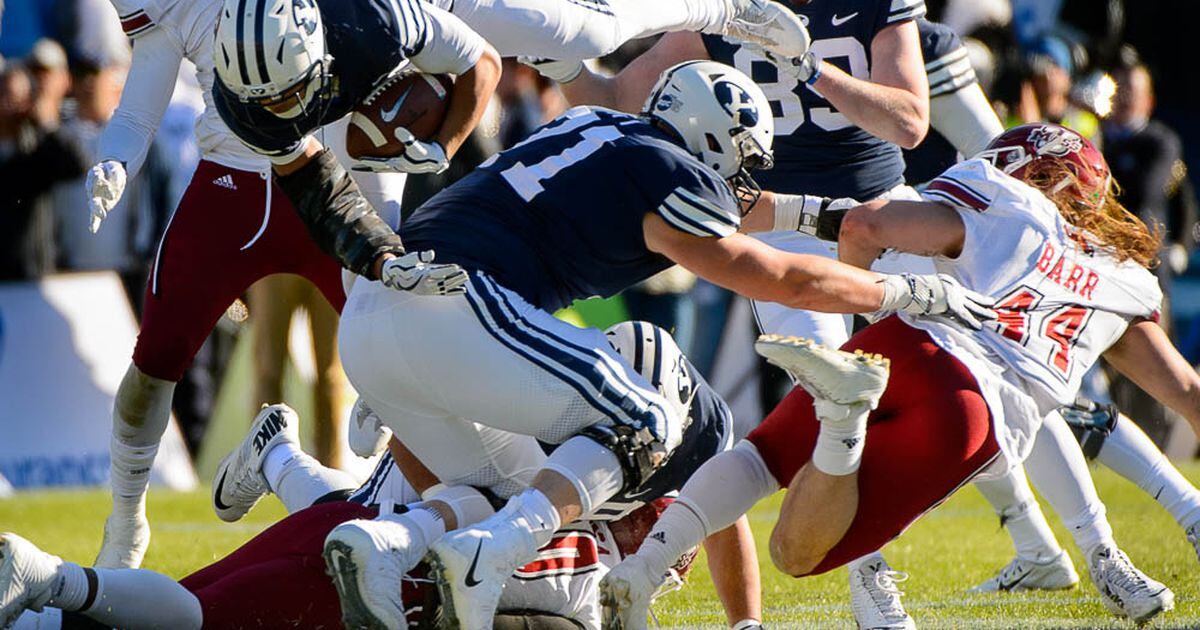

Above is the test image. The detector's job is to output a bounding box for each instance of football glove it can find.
[86,160,127,233]
[348,397,391,458]
[518,56,584,83]
[766,49,822,84]
[380,250,468,296]
[352,128,449,174]
[877,273,995,330]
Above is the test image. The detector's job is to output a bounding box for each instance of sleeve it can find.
[921,22,976,98]
[374,0,431,57]
[111,0,159,39]
[922,160,1044,265]
[651,162,741,238]
[407,4,485,76]
[881,0,925,28]
[929,83,1004,158]
[921,159,1003,213]
[96,25,185,178]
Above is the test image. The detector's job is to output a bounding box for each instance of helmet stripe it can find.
[252,0,272,87]
[234,0,253,86]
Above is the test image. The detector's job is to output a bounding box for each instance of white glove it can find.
[86,160,127,233]
[380,250,468,296]
[352,128,449,174]
[348,397,391,458]
[877,273,995,330]
[765,49,822,84]
[518,56,584,83]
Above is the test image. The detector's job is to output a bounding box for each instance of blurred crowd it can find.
[2,0,1199,460]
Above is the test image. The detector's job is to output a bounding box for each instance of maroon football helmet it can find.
[976,123,1111,208]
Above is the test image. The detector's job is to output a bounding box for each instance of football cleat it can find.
[324,519,420,630]
[754,335,890,406]
[427,519,537,630]
[349,398,392,459]
[600,554,660,630]
[1087,545,1174,623]
[0,534,60,629]
[848,555,915,630]
[969,551,1079,593]
[212,403,300,522]
[726,0,811,59]
[94,510,149,569]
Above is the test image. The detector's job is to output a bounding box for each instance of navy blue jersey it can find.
[214,0,428,156]
[594,354,733,519]
[702,0,925,199]
[402,107,741,312]
[903,19,977,185]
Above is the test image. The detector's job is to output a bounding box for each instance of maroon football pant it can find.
[133,160,345,382]
[179,501,375,628]
[746,316,1000,575]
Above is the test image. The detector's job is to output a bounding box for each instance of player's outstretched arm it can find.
[930,82,1004,159]
[552,32,708,113]
[703,516,763,627]
[1104,320,1200,434]
[837,198,966,268]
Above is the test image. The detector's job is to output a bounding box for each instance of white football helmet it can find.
[643,61,774,201]
[213,0,332,119]
[605,321,697,427]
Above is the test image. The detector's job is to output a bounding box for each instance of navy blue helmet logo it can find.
[655,92,676,112]
[292,0,319,36]
[714,80,758,128]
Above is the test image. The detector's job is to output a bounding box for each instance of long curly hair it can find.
[1023,160,1162,268]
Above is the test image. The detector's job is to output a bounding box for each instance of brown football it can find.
[346,73,453,160]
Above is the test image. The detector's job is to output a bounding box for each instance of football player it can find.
[604,124,1184,627]
[88,0,467,571]
[328,60,988,630]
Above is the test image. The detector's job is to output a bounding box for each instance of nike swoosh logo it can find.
[999,567,1033,591]
[831,12,858,26]
[380,85,413,123]
[214,468,234,511]
[464,540,484,587]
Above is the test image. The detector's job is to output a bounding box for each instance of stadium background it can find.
[4,0,1200,626]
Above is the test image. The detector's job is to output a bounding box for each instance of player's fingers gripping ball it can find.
[347,72,453,174]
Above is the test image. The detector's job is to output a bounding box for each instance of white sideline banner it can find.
[0,273,198,491]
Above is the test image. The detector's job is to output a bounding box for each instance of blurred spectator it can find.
[0,0,59,58]
[1103,58,1198,315]
[26,39,70,127]
[1012,36,1100,142]
[940,0,1011,37]
[0,62,87,280]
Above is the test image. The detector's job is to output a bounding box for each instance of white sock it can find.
[1025,418,1114,555]
[846,551,886,572]
[1096,417,1200,529]
[262,442,357,513]
[636,441,778,577]
[811,400,870,476]
[378,505,446,555]
[541,435,625,516]
[108,367,174,517]
[46,562,89,611]
[511,488,562,549]
[84,568,202,629]
[974,467,1064,562]
[425,485,496,529]
[108,437,157,516]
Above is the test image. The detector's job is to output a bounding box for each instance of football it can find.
[345,73,453,160]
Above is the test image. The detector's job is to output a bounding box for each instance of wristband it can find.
[731,620,762,630]
[772,193,827,234]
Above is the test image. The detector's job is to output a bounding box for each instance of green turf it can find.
[2,464,1198,628]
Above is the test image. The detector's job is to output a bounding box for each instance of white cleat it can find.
[0,534,60,628]
[324,519,422,630]
[726,0,811,59]
[349,397,392,459]
[94,510,149,569]
[212,403,300,522]
[754,335,890,406]
[600,554,659,630]
[1087,545,1174,624]
[428,521,536,630]
[969,551,1079,593]
[849,555,915,630]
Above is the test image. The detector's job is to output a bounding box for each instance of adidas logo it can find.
[212,174,237,190]
[649,531,667,544]
[842,437,860,449]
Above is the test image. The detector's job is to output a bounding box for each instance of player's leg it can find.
[305,286,350,468]
[249,275,303,410]
[97,163,276,569]
[0,533,201,629]
[970,465,1079,592]
[1022,416,1174,623]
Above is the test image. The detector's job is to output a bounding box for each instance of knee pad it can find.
[579,424,666,492]
[1060,399,1119,461]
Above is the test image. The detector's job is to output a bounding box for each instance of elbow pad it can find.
[275,148,406,277]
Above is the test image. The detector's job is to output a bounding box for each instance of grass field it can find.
[3,464,1200,628]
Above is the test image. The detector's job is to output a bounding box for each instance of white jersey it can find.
[105,0,265,174]
[903,159,1162,465]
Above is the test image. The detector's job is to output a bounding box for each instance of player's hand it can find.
[348,397,392,458]
[878,273,995,330]
[764,49,821,84]
[518,56,584,83]
[380,250,468,296]
[86,160,127,233]
[352,128,449,174]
